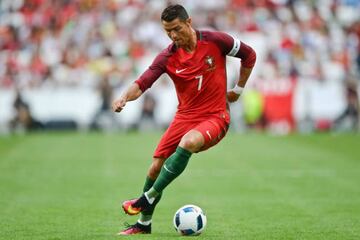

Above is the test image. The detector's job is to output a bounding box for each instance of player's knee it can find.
[179,138,196,150]
[179,132,203,152]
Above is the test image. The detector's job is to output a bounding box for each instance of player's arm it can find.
[112,83,142,112]
[226,40,256,103]
[112,49,168,113]
[227,64,254,103]
[208,31,256,102]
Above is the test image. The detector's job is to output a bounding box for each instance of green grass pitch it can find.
[0,132,360,239]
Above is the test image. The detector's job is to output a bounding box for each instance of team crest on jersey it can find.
[205,55,215,71]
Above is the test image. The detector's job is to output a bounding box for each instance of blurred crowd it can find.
[0,0,359,133]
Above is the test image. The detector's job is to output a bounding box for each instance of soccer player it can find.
[112,4,256,235]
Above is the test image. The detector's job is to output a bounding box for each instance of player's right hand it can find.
[112,97,126,112]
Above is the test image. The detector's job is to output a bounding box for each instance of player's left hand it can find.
[112,97,127,112]
[227,91,240,103]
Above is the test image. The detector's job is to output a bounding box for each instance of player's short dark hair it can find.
[161,4,189,22]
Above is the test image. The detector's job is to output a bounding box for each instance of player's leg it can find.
[138,130,204,205]
[138,158,165,224]
[145,113,230,203]
[119,113,230,235]
[122,147,195,214]
[124,117,229,212]
[122,118,197,215]
[119,139,198,235]
[118,157,165,235]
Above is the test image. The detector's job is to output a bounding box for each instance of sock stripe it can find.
[138,219,152,226]
[164,164,175,174]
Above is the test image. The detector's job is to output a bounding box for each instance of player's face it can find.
[162,18,192,47]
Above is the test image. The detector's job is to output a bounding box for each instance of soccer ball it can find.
[173,204,207,236]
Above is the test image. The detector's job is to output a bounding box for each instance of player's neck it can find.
[182,29,197,53]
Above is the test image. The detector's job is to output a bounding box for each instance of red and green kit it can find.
[135,30,256,158]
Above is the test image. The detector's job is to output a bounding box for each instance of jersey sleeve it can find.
[206,31,256,68]
[135,48,169,92]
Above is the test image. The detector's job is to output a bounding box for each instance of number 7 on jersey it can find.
[195,75,203,91]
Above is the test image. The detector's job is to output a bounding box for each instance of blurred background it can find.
[0,0,359,135]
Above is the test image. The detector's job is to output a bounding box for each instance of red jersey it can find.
[135,30,256,119]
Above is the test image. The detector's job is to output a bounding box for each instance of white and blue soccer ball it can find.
[173,204,207,236]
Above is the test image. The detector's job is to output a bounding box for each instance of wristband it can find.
[231,85,244,95]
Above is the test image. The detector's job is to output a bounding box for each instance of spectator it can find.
[138,93,158,131]
[333,80,359,131]
[89,76,116,131]
[9,90,43,132]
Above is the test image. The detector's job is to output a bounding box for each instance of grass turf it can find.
[0,132,359,239]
